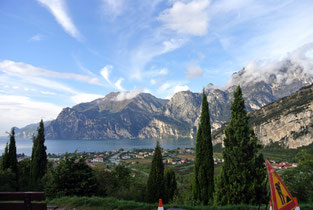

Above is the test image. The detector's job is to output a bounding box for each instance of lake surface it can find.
[0,138,196,156]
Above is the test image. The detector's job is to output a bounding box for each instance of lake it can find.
[0,138,196,156]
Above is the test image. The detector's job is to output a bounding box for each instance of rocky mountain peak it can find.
[14,57,313,148]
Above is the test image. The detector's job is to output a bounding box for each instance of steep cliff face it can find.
[162,91,201,125]
[250,84,313,148]
[138,118,192,139]
[45,93,168,139]
[213,84,313,148]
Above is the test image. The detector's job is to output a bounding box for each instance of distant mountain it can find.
[15,59,313,148]
[14,121,51,139]
[45,93,168,139]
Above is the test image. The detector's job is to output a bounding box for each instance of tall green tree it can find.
[1,143,9,170]
[216,86,267,205]
[147,142,164,203]
[31,120,47,190]
[192,90,214,205]
[8,128,18,180]
[164,168,177,203]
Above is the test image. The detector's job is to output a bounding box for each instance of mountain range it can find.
[14,59,313,148]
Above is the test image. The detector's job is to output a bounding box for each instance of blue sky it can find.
[1,0,313,135]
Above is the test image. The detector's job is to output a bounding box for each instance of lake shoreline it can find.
[0,138,196,156]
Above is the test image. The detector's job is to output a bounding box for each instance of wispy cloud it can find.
[23,76,77,94]
[72,56,98,77]
[225,42,313,88]
[30,34,42,41]
[0,60,107,104]
[100,65,126,91]
[145,68,169,79]
[101,0,125,18]
[36,0,81,40]
[0,60,101,85]
[112,89,142,101]
[208,0,313,62]
[100,65,113,85]
[40,91,56,95]
[166,84,189,99]
[186,63,203,80]
[158,0,210,36]
[158,82,172,93]
[114,78,125,91]
[157,81,190,99]
[129,38,186,80]
[0,94,62,136]
[126,0,210,81]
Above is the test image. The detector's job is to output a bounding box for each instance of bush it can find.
[0,169,17,191]
[45,155,98,198]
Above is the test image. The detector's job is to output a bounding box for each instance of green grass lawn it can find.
[48,196,313,210]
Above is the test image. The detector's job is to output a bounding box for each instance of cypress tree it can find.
[8,128,18,185]
[31,120,47,190]
[192,90,214,205]
[164,169,177,203]
[216,86,267,205]
[2,143,9,170]
[147,142,164,203]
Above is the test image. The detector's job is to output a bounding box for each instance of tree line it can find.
[145,86,268,205]
[1,120,47,191]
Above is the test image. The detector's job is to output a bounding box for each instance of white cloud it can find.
[102,0,125,18]
[71,93,104,104]
[100,65,113,85]
[36,0,81,40]
[166,85,190,99]
[0,94,62,136]
[157,81,190,99]
[161,38,187,54]
[25,76,77,94]
[145,68,169,80]
[143,88,152,94]
[150,79,157,85]
[114,78,125,91]
[112,89,142,101]
[129,38,186,80]
[158,82,171,92]
[158,0,210,36]
[40,91,56,95]
[100,65,127,91]
[30,34,42,41]
[186,64,203,79]
[225,43,313,88]
[208,0,313,64]
[0,65,77,95]
[0,60,101,85]
[158,68,168,75]
[173,85,189,94]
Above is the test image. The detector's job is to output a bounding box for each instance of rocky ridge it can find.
[213,84,313,148]
[14,59,313,148]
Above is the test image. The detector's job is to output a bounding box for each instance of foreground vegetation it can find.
[48,196,313,210]
[47,196,263,210]
[1,86,313,209]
